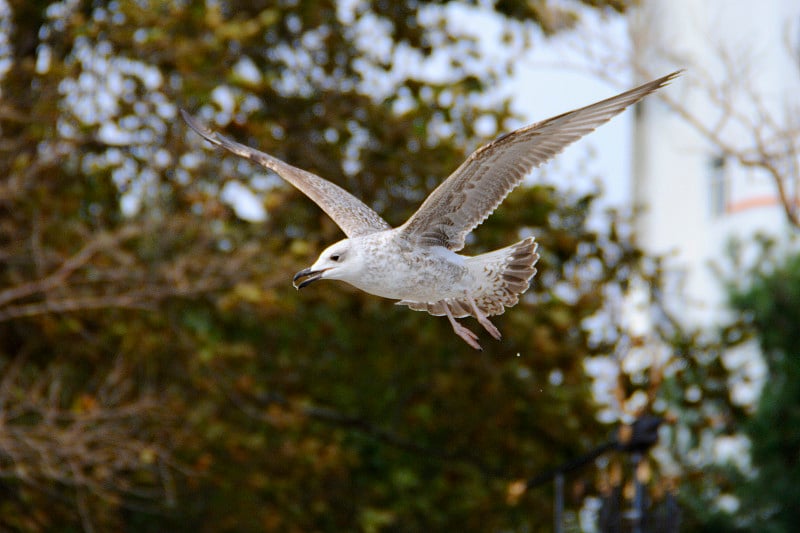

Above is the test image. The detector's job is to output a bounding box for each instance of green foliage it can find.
[725,249,800,532]
[672,240,800,532]
[0,1,659,531]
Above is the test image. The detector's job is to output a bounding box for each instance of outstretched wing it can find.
[398,71,682,250]
[181,110,391,238]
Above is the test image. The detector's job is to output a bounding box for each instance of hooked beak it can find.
[292,268,329,289]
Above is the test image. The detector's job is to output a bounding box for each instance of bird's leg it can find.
[467,297,502,340]
[443,303,482,350]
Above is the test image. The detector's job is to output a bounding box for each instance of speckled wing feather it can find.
[398,71,682,250]
[181,110,391,238]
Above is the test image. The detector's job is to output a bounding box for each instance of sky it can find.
[503,10,634,209]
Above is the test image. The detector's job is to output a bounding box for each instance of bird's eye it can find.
[330,254,341,262]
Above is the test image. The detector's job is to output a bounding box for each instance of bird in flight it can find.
[182,71,680,349]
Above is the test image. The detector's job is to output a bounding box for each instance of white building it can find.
[630,0,800,326]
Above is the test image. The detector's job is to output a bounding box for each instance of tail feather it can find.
[467,236,539,316]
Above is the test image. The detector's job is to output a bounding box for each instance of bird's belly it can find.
[351,254,471,302]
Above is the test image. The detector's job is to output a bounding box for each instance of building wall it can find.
[630,0,799,325]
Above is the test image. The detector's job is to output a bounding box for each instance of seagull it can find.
[182,71,680,350]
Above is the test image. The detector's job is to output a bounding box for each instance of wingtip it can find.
[179,107,193,124]
[633,68,684,95]
[658,69,685,87]
[180,108,220,146]
[180,108,204,132]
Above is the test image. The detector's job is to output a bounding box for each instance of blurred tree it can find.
[0,0,681,531]
[683,246,800,532]
[728,250,800,532]
[612,236,800,533]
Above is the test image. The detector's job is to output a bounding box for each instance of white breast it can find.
[348,237,471,302]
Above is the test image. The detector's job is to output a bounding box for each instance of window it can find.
[708,155,727,217]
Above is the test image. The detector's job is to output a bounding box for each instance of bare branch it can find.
[0,356,180,520]
[630,37,800,229]
[0,226,143,308]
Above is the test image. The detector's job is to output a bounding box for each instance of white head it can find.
[292,238,362,289]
